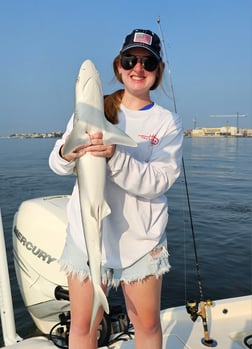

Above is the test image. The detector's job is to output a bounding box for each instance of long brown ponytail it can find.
[104,89,124,124]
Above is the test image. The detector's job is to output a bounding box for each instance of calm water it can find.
[0,137,251,342]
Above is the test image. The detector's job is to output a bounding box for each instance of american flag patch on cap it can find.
[134,32,152,46]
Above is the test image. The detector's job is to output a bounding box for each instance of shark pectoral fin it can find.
[90,284,110,333]
[103,119,137,147]
[62,128,90,156]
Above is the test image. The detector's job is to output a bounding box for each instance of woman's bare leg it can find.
[67,275,106,349]
[122,275,163,349]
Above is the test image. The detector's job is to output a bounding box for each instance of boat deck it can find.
[1,296,251,348]
[111,295,252,349]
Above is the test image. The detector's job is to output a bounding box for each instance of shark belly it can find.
[76,154,110,329]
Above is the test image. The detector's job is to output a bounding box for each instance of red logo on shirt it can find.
[138,134,159,145]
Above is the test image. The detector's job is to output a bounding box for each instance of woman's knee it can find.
[131,313,161,335]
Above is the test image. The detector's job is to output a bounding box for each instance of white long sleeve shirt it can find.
[49,103,183,268]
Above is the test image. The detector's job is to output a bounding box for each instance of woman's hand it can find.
[60,132,115,161]
[87,132,116,160]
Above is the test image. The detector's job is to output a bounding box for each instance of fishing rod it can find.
[156,17,217,347]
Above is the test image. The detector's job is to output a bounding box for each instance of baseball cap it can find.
[120,29,162,61]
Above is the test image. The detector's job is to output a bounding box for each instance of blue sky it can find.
[0,0,251,135]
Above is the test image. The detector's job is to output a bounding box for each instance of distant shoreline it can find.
[0,132,63,139]
[1,130,252,139]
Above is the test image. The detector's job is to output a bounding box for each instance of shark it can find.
[62,59,136,331]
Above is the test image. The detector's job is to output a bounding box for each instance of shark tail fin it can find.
[90,284,110,333]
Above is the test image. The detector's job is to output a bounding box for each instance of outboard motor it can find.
[12,195,70,334]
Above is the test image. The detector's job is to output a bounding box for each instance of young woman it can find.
[49,28,183,349]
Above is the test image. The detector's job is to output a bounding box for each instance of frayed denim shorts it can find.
[59,233,171,288]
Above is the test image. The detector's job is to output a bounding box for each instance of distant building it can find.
[190,126,252,137]
[191,127,221,137]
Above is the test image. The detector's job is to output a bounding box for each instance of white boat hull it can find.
[0,295,251,348]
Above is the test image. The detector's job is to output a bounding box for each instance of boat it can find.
[0,195,251,349]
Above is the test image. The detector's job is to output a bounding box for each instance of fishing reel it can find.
[186,299,213,322]
[186,299,217,348]
[186,300,199,322]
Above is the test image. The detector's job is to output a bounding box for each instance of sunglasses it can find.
[120,54,159,72]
